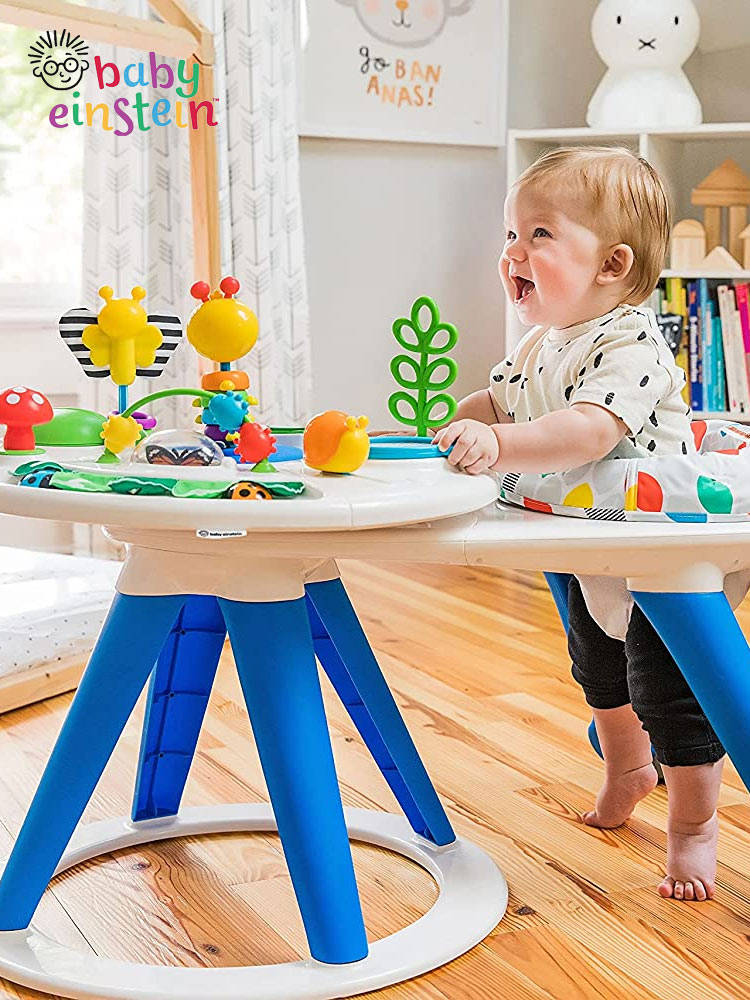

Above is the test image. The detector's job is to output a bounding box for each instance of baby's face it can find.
[500,186,607,329]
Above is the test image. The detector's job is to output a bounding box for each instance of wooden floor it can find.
[2,561,750,999]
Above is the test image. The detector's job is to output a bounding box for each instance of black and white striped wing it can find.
[138,313,183,378]
[58,308,110,379]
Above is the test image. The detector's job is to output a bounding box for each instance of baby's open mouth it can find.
[513,275,535,304]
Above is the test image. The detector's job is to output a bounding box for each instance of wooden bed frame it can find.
[0,655,86,714]
[0,0,222,711]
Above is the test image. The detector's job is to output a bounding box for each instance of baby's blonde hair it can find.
[514,146,671,304]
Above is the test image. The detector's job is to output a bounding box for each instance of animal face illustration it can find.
[592,0,700,70]
[336,0,473,47]
[28,30,89,91]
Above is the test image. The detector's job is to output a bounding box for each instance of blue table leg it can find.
[544,573,604,755]
[632,589,750,792]
[544,572,573,633]
[219,596,369,965]
[132,596,226,822]
[0,593,185,931]
[306,579,455,846]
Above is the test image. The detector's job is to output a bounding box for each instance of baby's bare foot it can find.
[583,761,659,829]
[659,760,723,902]
[658,812,718,901]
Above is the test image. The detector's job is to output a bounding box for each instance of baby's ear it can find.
[32,65,44,78]
[597,244,635,285]
[80,59,89,70]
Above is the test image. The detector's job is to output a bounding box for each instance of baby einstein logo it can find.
[30,28,218,136]
[28,30,89,90]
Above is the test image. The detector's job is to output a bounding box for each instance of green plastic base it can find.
[251,458,277,473]
[35,408,106,448]
[0,448,44,457]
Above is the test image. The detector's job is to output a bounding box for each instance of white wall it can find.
[695,44,750,122]
[300,0,610,427]
[506,0,602,130]
[301,138,506,428]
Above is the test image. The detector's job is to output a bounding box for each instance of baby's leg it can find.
[626,603,726,901]
[567,578,658,829]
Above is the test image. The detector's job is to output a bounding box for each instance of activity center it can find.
[0,1,750,999]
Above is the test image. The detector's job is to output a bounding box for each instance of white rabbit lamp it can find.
[587,0,702,129]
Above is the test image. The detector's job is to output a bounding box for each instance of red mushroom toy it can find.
[0,387,53,453]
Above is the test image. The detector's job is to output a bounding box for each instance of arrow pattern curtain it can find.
[81,0,195,426]
[79,0,311,553]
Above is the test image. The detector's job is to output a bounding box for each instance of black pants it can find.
[567,576,725,767]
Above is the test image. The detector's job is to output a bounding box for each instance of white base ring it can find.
[0,804,507,1000]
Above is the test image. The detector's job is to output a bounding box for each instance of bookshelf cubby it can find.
[506,125,750,422]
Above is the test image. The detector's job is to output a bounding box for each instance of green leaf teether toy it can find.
[388,296,458,436]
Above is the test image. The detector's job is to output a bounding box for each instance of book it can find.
[718,285,740,414]
[663,277,750,417]
[698,279,714,411]
[665,277,690,405]
[735,283,750,396]
[687,281,702,411]
[729,288,750,413]
[713,313,727,412]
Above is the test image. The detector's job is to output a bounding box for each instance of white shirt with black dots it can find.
[489,303,695,640]
[489,303,694,461]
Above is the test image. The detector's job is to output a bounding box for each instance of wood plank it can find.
[0,656,84,716]
[187,61,221,287]
[487,925,664,1000]
[0,0,197,59]
[148,0,213,63]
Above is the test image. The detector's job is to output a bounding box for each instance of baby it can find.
[433,146,725,901]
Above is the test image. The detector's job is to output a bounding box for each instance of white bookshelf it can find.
[506,124,750,423]
[661,269,750,280]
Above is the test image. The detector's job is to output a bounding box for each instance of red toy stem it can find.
[190,281,211,303]
[3,425,35,451]
[220,275,240,298]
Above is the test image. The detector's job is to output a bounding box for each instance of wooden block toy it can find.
[670,219,706,270]
[691,158,750,254]
[697,245,744,273]
[739,224,750,270]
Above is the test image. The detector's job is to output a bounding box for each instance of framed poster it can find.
[298,0,508,147]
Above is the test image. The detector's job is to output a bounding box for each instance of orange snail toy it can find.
[303,410,370,474]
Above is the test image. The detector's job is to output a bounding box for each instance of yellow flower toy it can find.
[101,413,142,455]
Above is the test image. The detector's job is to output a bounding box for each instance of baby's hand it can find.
[433,419,499,475]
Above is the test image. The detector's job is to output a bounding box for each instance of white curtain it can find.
[81,0,195,423]
[78,0,311,554]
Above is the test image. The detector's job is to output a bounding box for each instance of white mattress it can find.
[0,548,119,678]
